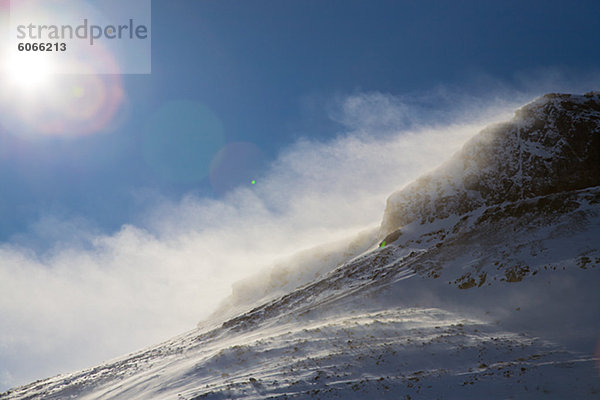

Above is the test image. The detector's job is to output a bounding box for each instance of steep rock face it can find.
[3,94,600,400]
[380,92,600,236]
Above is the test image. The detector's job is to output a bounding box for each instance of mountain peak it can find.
[379,92,600,237]
[3,93,600,400]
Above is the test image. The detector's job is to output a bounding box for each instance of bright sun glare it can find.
[4,52,54,89]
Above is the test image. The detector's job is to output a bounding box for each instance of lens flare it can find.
[209,142,265,195]
[0,1,127,138]
[4,52,55,90]
[143,101,225,184]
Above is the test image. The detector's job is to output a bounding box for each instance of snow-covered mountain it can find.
[380,92,600,236]
[2,93,599,399]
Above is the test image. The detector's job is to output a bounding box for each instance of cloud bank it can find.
[0,91,519,390]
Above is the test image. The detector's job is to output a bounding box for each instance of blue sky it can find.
[1,0,599,244]
[1,0,600,391]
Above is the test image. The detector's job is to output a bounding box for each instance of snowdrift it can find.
[2,93,599,399]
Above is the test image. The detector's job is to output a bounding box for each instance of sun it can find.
[3,51,55,90]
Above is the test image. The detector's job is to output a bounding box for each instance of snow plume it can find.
[0,92,517,391]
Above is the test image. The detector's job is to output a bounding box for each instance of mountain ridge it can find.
[2,93,599,399]
[379,92,600,237]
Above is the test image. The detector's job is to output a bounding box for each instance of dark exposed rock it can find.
[379,229,402,247]
[380,93,600,236]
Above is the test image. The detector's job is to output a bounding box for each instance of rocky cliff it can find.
[380,92,600,237]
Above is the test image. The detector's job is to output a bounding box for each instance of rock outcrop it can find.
[380,92,600,236]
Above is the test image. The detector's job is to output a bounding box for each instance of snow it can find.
[4,183,598,398]
[2,93,599,399]
[4,300,599,399]
[380,92,600,237]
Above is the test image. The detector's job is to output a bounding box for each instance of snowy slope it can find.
[380,92,600,235]
[2,93,599,399]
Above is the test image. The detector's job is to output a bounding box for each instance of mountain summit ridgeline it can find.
[380,92,600,236]
[3,93,599,399]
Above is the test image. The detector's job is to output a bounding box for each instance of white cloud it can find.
[0,91,519,391]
